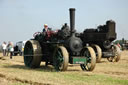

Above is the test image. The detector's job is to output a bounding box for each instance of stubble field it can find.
[0,51,128,85]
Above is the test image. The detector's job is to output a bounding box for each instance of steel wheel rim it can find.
[24,41,33,67]
[92,45,102,63]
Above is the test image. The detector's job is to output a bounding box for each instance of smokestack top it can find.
[69,8,75,11]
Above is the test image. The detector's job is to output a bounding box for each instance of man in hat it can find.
[43,24,51,33]
[42,24,52,38]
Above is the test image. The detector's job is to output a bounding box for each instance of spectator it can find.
[2,42,7,56]
[6,41,11,56]
[9,42,14,59]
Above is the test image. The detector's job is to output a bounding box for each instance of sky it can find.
[0,0,128,44]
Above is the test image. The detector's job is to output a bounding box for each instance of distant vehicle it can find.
[14,41,26,56]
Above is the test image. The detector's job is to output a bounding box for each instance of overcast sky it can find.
[0,0,128,43]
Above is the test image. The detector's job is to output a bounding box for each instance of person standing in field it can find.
[6,41,11,56]
[9,42,14,59]
[2,42,7,56]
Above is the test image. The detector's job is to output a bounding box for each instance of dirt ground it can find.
[0,51,128,85]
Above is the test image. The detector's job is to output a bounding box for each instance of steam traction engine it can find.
[80,20,121,62]
[24,8,96,71]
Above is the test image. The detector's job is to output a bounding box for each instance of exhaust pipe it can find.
[69,8,76,35]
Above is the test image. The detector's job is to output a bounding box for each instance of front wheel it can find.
[53,46,69,71]
[80,46,96,71]
[107,45,121,62]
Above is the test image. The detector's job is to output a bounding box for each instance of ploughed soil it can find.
[0,51,128,85]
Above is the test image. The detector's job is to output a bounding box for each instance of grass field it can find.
[0,51,128,85]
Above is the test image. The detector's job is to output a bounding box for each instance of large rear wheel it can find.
[80,47,96,71]
[92,45,102,63]
[107,45,121,62]
[24,40,42,68]
[53,46,69,71]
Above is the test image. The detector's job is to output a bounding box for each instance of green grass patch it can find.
[50,72,128,85]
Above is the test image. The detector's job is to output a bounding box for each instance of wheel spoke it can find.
[86,64,90,70]
[54,49,63,71]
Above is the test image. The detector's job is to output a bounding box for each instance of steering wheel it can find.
[33,32,41,37]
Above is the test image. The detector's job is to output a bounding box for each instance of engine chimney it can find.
[69,8,76,35]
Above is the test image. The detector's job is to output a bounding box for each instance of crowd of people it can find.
[1,41,14,59]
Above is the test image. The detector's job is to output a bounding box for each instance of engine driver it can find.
[43,24,51,33]
[42,24,53,40]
